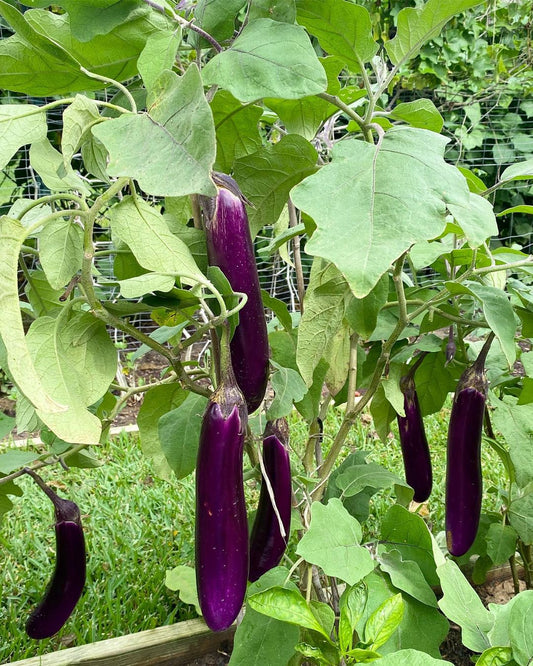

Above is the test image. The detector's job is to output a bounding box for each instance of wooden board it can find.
[9,619,235,666]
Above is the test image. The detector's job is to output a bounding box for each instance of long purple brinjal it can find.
[249,419,292,583]
[397,374,432,503]
[445,334,494,557]
[201,173,269,413]
[195,376,249,632]
[24,471,86,640]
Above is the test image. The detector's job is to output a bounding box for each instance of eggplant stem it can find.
[23,468,62,507]
[474,331,496,371]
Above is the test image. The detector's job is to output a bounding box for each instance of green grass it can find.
[0,404,509,663]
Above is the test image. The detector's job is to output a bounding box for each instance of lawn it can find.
[0,404,507,664]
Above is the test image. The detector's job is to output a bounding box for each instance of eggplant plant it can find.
[0,0,532,663]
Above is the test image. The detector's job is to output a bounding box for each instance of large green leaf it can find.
[248,0,296,23]
[491,399,533,489]
[137,384,188,481]
[0,6,168,95]
[108,196,203,280]
[291,127,470,298]
[62,95,101,166]
[59,0,143,42]
[229,568,300,666]
[389,99,444,133]
[38,217,84,290]
[264,56,343,140]
[335,463,407,498]
[296,498,375,585]
[447,192,498,248]
[508,493,533,545]
[378,550,438,608]
[137,28,181,93]
[29,139,91,195]
[508,591,533,666]
[191,0,247,47]
[345,274,389,340]
[0,104,47,170]
[233,134,318,238]
[485,523,518,566]
[158,393,208,479]
[266,361,307,420]
[202,18,327,103]
[92,67,216,197]
[380,505,438,586]
[295,0,377,72]
[385,0,484,66]
[413,351,455,417]
[364,593,404,651]
[211,91,263,172]
[25,316,104,443]
[372,650,453,666]
[436,559,493,653]
[296,259,349,386]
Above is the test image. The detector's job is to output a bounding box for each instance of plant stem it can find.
[509,554,521,595]
[288,199,306,313]
[346,333,359,413]
[316,92,368,134]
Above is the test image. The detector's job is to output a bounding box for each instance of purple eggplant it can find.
[24,470,86,640]
[445,334,494,557]
[249,419,292,582]
[201,173,269,413]
[397,373,432,503]
[195,376,249,632]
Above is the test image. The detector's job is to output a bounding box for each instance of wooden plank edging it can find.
[8,619,235,666]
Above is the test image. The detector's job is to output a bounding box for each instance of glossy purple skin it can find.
[249,421,292,582]
[26,510,86,639]
[195,389,248,632]
[397,379,432,503]
[445,386,486,557]
[204,181,269,413]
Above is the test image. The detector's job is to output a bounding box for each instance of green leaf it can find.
[436,559,493,652]
[500,158,533,183]
[509,591,533,666]
[164,565,201,614]
[137,27,181,93]
[62,95,102,170]
[137,384,188,481]
[413,351,455,417]
[108,196,203,280]
[158,393,208,479]
[0,217,87,439]
[296,259,349,386]
[508,493,533,545]
[491,399,533,489]
[267,361,307,420]
[0,104,47,170]
[202,18,327,103]
[447,192,498,248]
[262,292,293,332]
[59,0,143,41]
[339,583,368,653]
[364,593,404,651]
[229,568,299,666]
[295,0,377,72]
[497,205,533,217]
[247,586,330,638]
[372,649,453,666]
[233,134,318,238]
[345,274,389,340]
[29,139,91,195]
[485,523,518,566]
[39,217,84,290]
[118,273,175,299]
[336,463,407,498]
[378,550,438,608]
[0,6,168,95]
[211,91,263,173]
[0,412,16,440]
[381,505,438,586]
[292,128,470,298]
[92,66,216,197]
[476,646,514,666]
[265,56,343,140]
[248,0,296,22]
[296,498,375,585]
[192,0,246,47]
[0,450,39,474]
[389,99,444,133]
[488,590,533,647]
[385,0,484,66]
[81,133,109,182]
[25,316,104,443]
[24,269,63,317]
[324,320,351,397]
[458,167,487,194]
